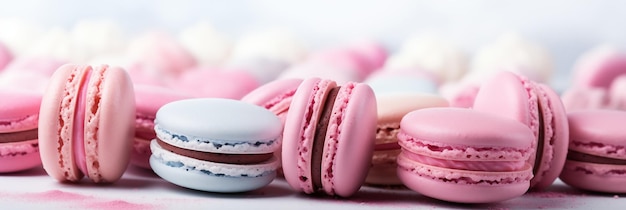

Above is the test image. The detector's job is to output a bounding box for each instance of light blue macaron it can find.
[150,98,282,193]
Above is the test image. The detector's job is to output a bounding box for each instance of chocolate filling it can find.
[0,128,38,143]
[533,102,546,176]
[567,150,626,165]
[156,138,273,164]
[311,86,340,191]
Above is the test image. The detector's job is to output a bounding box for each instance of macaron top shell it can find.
[400,108,533,154]
[155,98,282,154]
[473,71,539,138]
[39,64,135,183]
[0,89,41,132]
[568,110,626,159]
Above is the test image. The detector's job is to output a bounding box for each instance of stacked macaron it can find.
[0,89,42,173]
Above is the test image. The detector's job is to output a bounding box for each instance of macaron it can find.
[572,46,626,89]
[241,78,303,124]
[472,71,569,190]
[366,93,448,186]
[0,89,42,173]
[397,108,534,203]
[126,32,196,78]
[282,78,377,197]
[560,110,626,193]
[131,85,192,169]
[170,68,259,99]
[150,98,281,193]
[39,64,135,183]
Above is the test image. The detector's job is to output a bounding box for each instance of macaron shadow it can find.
[0,166,47,176]
[54,177,159,189]
[154,179,294,199]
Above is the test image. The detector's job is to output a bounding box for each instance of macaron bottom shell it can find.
[0,140,41,172]
[397,152,532,203]
[560,160,626,193]
[150,141,278,193]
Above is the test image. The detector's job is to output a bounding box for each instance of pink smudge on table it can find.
[26,190,92,201]
[84,200,157,210]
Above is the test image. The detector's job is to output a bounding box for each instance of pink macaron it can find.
[472,71,569,190]
[0,89,42,173]
[366,93,448,186]
[560,110,626,193]
[2,56,66,77]
[572,46,626,89]
[397,108,534,203]
[126,32,197,78]
[39,64,135,183]
[241,78,303,124]
[170,67,259,99]
[131,85,193,169]
[282,77,377,197]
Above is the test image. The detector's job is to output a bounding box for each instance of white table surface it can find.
[0,165,623,209]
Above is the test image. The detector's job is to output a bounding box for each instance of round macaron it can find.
[240,78,303,123]
[170,68,259,99]
[472,71,569,190]
[366,93,448,186]
[0,89,42,173]
[131,85,193,169]
[282,77,377,197]
[560,110,626,193]
[150,98,282,193]
[397,108,534,203]
[39,64,135,183]
[572,46,626,89]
